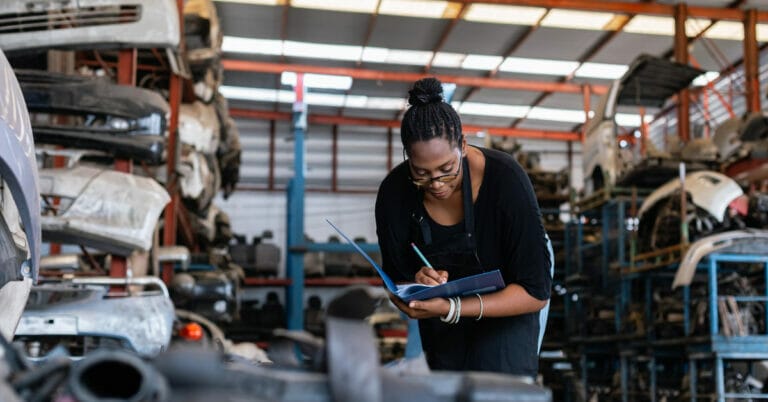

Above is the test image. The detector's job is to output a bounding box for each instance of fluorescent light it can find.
[281,72,353,90]
[283,40,362,61]
[574,62,628,80]
[463,4,546,26]
[458,102,530,118]
[222,36,282,55]
[624,16,710,36]
[461,55,503,70]
[379,0,449,19]
[432,52,465,68]
[692,72,720,87]
[704,21,743,41]
[541,9,615,31]
[291,0,377,13]
[499,56,579,76]
[528,107,585,123]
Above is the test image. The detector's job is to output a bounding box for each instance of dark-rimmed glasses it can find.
[408,151,462,187]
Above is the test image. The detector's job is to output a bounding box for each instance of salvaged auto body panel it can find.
[0,50,41,341]
[18,69,169,164]
[215,94,241,199]
[184,0,222,64]
[639,171,744,224]
[179,150,220,213]
[673,229,768,288]
[179,101,220,154]
[38,165,170,255]
[14,277,174,359]
[0,0,179,53]
[582,55,705,193]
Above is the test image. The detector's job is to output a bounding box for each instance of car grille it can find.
[0,5,141,34]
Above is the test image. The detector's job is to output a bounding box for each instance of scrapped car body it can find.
[582,55,705,193]
[14,277,175,359]
[639,171,744,224]
[179,150,220,213]
[18,70,169,164]
[179,101,220,154]
[215,94,241,199]
[0,0,179,53]
[0,50,40,341]
[672,229,768,288]
[38,165,170,255]
[184,0,222,64]
[637,171,744,251]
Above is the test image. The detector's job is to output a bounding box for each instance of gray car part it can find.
[0,49,40,341]
[15,277,175,359]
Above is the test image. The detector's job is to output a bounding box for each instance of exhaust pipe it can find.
[68,350,167,402]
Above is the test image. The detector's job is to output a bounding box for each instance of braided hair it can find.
[401,77,462,156]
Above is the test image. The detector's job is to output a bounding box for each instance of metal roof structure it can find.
[216,0,768,141]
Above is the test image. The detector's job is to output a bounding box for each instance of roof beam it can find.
[454,0,768,22]
[222,59,608,94]
[425,4,468,72]
[229,108,581,142]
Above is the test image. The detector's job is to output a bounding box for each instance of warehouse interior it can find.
[2,0,768,400]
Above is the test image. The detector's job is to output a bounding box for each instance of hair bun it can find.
[408,77,443,106]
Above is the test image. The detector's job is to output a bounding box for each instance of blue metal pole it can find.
[618,200,625,266]
[709,256,718,337]
[715,357,725,402]
[689,358,697,402]
[683,285,690,336]
[286,74,307,331]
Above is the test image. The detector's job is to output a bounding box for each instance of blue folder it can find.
[325,219,505,302]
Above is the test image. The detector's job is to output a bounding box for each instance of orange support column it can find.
[674,4,690,143]
[111,48,137,283]
[582,84,591,142]
[744,9,761,113]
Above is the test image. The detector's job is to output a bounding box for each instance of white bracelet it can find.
[440,297,456,323]
[475,293,484,321]
[452,297,462,324]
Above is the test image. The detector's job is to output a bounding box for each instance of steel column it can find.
[162,70,182,284]
[286,74,307,331]
[386,127,393,171]
[744,9,761,113]
[582,85,591,141]
[268,119,276,190]
[674,3,690,143]
[331,124,338,192]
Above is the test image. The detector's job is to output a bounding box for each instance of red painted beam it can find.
[674,4,690,143]
[222,59,608,95]
[744,9,761,113]
[454,0,768,22]
[229,108,580,142]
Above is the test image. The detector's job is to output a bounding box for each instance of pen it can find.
[410,242,433,269]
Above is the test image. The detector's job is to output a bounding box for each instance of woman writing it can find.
[375,77,552,377]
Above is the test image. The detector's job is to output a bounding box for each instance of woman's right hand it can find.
[414,266,448,285]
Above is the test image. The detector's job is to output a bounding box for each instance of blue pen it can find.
[410,242,434,269]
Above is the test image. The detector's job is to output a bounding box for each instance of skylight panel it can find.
[431,52,466,68]
[461,55,503,70]
[703,21,743,41]
[379,0,450,19]
[528,107,585,123]
[283,41,362,61]
[692,72,720,87]
[463,4,546,26]
[540,9,615,31]
[757,24,768,42]
[281,72,353,90]
[574,62,628,80]
[458,102,530,118]
[291,0,377,14]
[499,57,579,76]
[366,97,406,110]
[306,92,346,107]
[624,16,710,37]
[385,49,434,65]
[344,95,368,108]
[222,36,283,55]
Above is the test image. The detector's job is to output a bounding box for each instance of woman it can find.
[375,77,552,377]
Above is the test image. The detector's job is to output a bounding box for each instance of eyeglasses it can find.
[408,151,462,187]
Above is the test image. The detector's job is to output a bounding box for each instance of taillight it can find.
[179,322,204,341]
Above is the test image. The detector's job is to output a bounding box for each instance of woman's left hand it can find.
[388,293,450,319]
